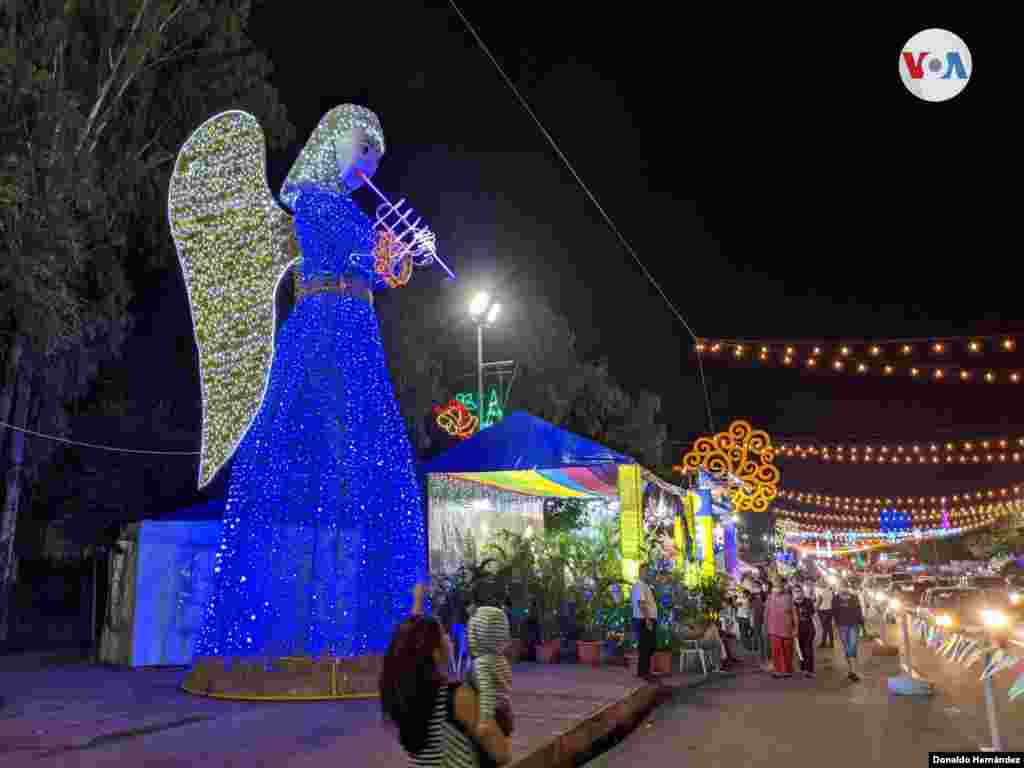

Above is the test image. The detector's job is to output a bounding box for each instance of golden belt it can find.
[294,273,373,305]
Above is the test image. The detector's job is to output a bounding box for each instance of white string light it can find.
[0,419,199,455]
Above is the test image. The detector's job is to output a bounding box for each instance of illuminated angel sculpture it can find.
[169,106,445,658]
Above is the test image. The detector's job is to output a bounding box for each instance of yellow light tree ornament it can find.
[676,420,780,512]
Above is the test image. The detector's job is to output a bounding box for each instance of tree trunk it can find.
[0,342,31,644]
[0,336,22,476]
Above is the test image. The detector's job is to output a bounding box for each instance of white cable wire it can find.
[448,1,715,433]
[0,419,200,455]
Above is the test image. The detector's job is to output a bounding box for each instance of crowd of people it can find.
[378,571,869,766]
[730,572,866,682]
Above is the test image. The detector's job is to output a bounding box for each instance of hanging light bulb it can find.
[883,365,894,375]
[696,342,707,352]
[869,345,881,357]
[1003,338,1016,351]
[933,368,945,380]
[807,357,817,367]
[833,360,844,370]
[902,344,913,355]
[969,340,981,352]
[910,367,920,377]
[985,371,996,383]
[857,362,868,373]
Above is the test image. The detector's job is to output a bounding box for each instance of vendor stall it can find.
[422,411,694,580]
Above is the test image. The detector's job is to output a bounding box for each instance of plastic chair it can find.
[679,639,710,676]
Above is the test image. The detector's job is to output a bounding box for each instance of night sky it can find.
[123,6,1009,507]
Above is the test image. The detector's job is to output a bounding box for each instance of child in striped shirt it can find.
[466,606,515,738]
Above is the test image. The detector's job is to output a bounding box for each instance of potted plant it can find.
[651,621,674,675]
[573,588,604,665]
[673,582,710,640]
[533,531,572,663]
[623,630,639,670]
[537,617,560,662]
[601,601,631,666]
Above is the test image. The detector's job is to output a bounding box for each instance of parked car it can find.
[882,580,931,623]
[964,575,1009,590]
[863,575,893,614]
[918,587,1012,633]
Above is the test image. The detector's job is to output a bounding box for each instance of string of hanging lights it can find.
[773,498,1020,529]
[694,335,1022,383]
[776,435,1024,465]
[776,482,1024,511]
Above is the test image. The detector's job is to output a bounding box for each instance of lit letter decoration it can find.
[434,399,478,439]
[676,420,780,512]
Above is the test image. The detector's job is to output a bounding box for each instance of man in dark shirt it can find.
[749,586,765,657]
[832,583,866,682]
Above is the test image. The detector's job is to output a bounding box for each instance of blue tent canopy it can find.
[422,411,635,474]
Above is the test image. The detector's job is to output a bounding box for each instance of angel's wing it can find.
[168,111,299,489]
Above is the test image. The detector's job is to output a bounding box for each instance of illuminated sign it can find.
[455,386,505,429]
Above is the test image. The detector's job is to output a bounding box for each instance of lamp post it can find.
[469,292,501,428]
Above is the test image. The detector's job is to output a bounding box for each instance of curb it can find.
[507,673,715,768]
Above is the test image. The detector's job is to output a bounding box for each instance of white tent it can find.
[100,502,223,667]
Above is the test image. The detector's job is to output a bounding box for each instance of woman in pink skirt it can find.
[765,575,799,678]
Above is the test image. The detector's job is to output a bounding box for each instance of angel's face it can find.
[336,126,382,192]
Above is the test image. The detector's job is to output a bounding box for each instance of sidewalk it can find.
[586,640,984,767]
[0,657,710,767]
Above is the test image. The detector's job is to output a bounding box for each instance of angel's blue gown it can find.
[194,187,426,659]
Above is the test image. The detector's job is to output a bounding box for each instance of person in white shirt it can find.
[815,581,835,648]
[631,566,658,681]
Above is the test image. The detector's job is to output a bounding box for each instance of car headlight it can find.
[935,614,954,627]
[981,609,1010,630]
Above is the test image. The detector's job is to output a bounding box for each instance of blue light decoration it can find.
[880,508,913,541]
[170,107,437,661]
[192,187,428,658]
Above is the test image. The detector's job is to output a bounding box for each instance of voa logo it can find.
[900,29,971,102]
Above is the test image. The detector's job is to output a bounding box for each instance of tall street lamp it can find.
[469,292,501,428]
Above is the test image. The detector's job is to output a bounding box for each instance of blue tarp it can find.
[421,411,636,474]
[152,499,225,522]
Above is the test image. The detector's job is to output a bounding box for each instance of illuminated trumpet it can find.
[356,170,455,280]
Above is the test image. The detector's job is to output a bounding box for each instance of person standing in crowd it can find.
[803,576,816,607]
[524,599,541,662]
[631,566,658,682]
[759,581,772,663]
[749,582,765,657]
[719,595,742,666]
[816,579,835,649]
[792,584,816,678]
[380,584,511,767]
[766,576,798,678]
[736,588,752,651]
[832,582,866,682]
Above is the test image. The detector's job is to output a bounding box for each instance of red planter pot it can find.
[577,640,602,666]
[626,650,672,675]
[537,640,560,663]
